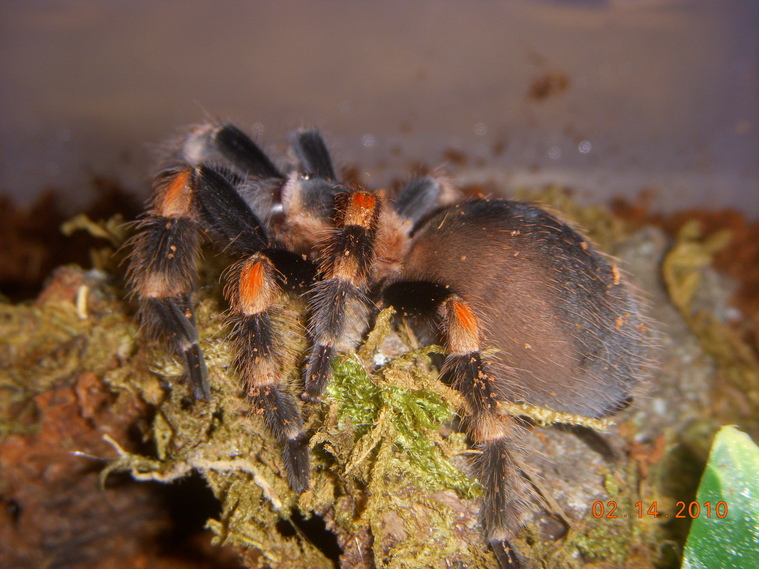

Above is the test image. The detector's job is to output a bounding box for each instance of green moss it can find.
[325,345,478,498]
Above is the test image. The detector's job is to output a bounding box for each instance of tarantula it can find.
[127,122,650,568]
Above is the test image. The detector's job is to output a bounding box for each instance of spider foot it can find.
[303,344,334,401]
[283,434,310,492]
[183,342,210,400]
[490,539,523,569]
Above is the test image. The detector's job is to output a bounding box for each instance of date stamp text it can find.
[592,500,728,519]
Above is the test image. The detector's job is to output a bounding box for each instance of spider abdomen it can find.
[403,199,648,419]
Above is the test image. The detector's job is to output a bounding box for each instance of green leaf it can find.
[682,426,759,569]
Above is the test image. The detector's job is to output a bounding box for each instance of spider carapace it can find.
[127,122,651,568]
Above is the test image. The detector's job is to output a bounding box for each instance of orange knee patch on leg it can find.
[342,192,379,228]
[157,169,193,218]
[446,298,481,354]
[236,258,277,314]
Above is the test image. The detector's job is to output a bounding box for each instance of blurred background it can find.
[1,0,757,214]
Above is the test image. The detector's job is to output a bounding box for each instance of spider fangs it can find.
[127,122,651,568]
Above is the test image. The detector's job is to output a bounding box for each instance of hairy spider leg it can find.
[127,167,208,399]
[191,163,317,490]
[291,128,337,181]
[196,126,342,489]
[303,190,382,400]
[141,157,314,488]
[210,123,282,179]
[225,252,310,491]
[182,122,282,181]
[128,120,288,398]
[393,176,451,225]
[439,294,531,569]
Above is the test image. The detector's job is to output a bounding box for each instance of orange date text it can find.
[591,500,728,519]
